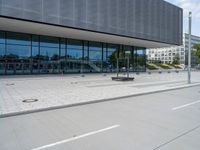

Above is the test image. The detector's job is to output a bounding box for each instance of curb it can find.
[1,83,200,118]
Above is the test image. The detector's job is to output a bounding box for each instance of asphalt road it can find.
[0,86,200,150]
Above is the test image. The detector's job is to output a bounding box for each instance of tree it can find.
[193,44,200,64]
[172,54,180,65]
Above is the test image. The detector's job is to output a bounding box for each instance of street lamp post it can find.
[188,12,192,84]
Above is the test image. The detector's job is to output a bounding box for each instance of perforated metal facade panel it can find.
[0,0,183,45]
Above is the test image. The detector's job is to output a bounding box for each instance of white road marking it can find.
[31,124,120,150]
[172,100,200,110]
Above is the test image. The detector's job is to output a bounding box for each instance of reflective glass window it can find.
[60,38,66,49]
[7,32,31,45]
[60,49,66,59]
[6,45,31,59]
[40,36,59,48]
[0,31,5,44]
[137,49,145,55]
[107,44,118,58]
[40,47,59,60]
[89,51,102,60]
[60,38,66,58]
[32,35,39,47]
[136,47,146,71]
[67,39,83,59]
[106,44,119,72]
[0,30,147,74]
[89,42,102,60]
[67,49,82,59]
[102,44,107,61]
[89,42,102,51]
[0,44,5,74]
[83,41,89,60]
[67,39,82,50]
[32,47,39,59]
[0,44,5,58]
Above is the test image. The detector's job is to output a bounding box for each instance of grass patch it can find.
[146,64,158,70]
[156,64,171,69]
[168,64,182,69]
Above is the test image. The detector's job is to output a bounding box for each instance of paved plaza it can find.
[0,71,200,117]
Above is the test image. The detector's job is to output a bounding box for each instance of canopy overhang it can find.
[0,17,174,48]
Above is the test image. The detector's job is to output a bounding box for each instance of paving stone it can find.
[0,71,200,116]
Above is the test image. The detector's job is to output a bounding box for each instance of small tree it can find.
[172,54,180,65]
[193,44,200,64]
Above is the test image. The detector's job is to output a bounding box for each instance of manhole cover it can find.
[22,99,38,103]
[6,83,15,86]
[70,82,78,84]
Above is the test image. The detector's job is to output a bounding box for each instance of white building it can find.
[147,46,185,65]
[147,33,200,65]
[183,33,200,65]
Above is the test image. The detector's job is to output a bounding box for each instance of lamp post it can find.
[188,12,192,84]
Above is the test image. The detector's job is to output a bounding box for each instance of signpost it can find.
[188,12,192,84]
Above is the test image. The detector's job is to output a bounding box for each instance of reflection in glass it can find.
[6,45,31,59]
[32,35,39,47]
[40,47,60,74]
[83,41,89,60]
[0,44,6,74]
[32,47,40,74]
[60,49,66,59]
[0,44,5,58]
[135,48,146,72]
[0,31,5,44]
[67,49,82,59]
[40,47,59,60]
[7,32,31,45]
[6,44,31,74]
[106,44,118,72]
[40,36,59,48]
[66,39,83,73]
[0,30,147,75]
[89,42,102,72]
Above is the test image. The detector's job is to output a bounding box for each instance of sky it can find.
[165,0,200,36]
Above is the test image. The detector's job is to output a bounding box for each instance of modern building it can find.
[147,46,185,65]
[183,33,200,65]
[147,33,200,66]
[0,0,182,75]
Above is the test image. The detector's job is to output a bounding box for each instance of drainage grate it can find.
[70,82,78,84]
[22,99,38,103]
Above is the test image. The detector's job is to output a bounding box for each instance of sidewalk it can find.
[0,71,200,117]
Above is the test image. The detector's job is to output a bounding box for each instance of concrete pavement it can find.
[0,71,200,117]
[0,85,200,150]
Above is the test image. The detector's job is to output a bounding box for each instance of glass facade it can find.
[0,31,146,75]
